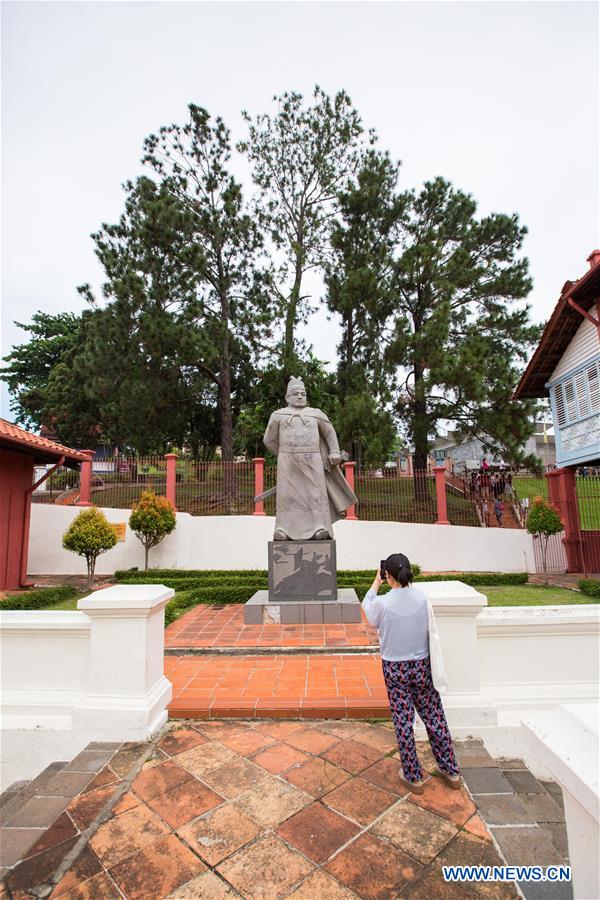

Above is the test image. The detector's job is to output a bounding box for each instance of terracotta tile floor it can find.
[166,654,391,719]
[165,604,379,649]
[3,723,531,899]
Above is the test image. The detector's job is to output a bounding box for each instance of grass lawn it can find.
[513,476,600,530]
[49,595,85,610]
[5,582,595,618]
[481,584,594,605]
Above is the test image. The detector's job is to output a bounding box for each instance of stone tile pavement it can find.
[0,721,571,899]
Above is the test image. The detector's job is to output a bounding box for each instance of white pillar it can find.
[523,704,599,900]
[73,584,174,738]
[421,581,496,730]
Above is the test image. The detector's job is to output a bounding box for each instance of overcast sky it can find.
[1,0,598,421]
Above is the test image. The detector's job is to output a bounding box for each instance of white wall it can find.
[28,505,537,575]
[1,585,598,788]
[478,606,600,713]
[550,316,599,381]
[0,585,173,789]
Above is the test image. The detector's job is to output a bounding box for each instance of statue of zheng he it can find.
[263,377,358,541]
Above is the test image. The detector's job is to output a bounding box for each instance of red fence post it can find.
[434,466,450,525]
[253,457,266,516]
[343,461,358,520]
[76,451,95,506]
[546,467,582,572]
[165,453,178,511]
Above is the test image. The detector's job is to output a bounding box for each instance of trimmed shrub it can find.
[526,497,564,585]
[1,585,80,610]
[129,491,176,570]
[579,578,600,599]
[62,508,117,590]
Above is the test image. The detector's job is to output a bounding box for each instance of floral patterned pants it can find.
[382,657,459,783]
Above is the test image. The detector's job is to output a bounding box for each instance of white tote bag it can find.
[427,599,448,693]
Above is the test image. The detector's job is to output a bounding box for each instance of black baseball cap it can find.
[384,553,411,571]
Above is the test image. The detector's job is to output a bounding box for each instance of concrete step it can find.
[0,779,31,812]
[0,743,124,874]
[0,761,68,827]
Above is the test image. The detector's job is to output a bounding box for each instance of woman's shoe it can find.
[437,770,462,790]
[399,773,424,795]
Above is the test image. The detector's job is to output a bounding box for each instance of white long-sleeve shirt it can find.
[362,585,430,662]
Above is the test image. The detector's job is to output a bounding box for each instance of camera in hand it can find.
[380,559,386,579]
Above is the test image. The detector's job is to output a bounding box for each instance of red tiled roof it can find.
[514,253,600,400]
[0,419,87,463]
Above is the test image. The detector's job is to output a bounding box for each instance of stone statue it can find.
[263,377,358,540]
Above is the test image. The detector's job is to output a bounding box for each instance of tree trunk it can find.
[283,245,304,373]
[411,364,431,508]
[542,536,548,586]
[145,543,149,571]
[86,555,95,592]
[217,278,236,510]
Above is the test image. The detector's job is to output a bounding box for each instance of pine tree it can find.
[239,86,371,373]
[325,151,405,466]
[142,105,272,461]
[384,178,540,471]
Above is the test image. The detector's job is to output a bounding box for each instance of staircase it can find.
[0,739,141,886]
[481,502,521,529]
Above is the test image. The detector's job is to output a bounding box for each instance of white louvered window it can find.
[564,380,576,422]
[575,370,590,418]
[588,363,600,413]
[554,384,567,427]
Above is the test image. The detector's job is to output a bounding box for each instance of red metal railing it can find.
[30,455,484,528]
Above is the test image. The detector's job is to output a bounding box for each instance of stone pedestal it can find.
[244,539,361,624]
[244,588,360,624]
[268,539,336,601]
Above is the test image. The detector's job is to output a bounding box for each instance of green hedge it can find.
[115,565,423,581]
[1,585,81,610]
[115,568,269,581]
[579,578,600,599]
[118,576,267,591]
[117,567,525,593]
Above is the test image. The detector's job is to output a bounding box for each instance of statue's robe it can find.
[264,406,358,540]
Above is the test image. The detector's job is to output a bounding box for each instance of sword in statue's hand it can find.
[254,486,277,504]
[253,452,350,503]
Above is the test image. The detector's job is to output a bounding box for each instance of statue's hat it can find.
[286,376,305,393]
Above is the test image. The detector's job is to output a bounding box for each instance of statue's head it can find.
[286,376,307,408]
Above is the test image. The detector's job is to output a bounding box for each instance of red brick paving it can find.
[166,654,391,719]
[165,604,379,649]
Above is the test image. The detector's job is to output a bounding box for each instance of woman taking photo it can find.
[362,553,461,794]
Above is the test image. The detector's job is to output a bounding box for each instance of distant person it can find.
[522,495,530,520]
[482,499,489,526]
[362,554,461,794]
[494,498,504,527]
[490,473,498,498]
[481,471,490,499]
